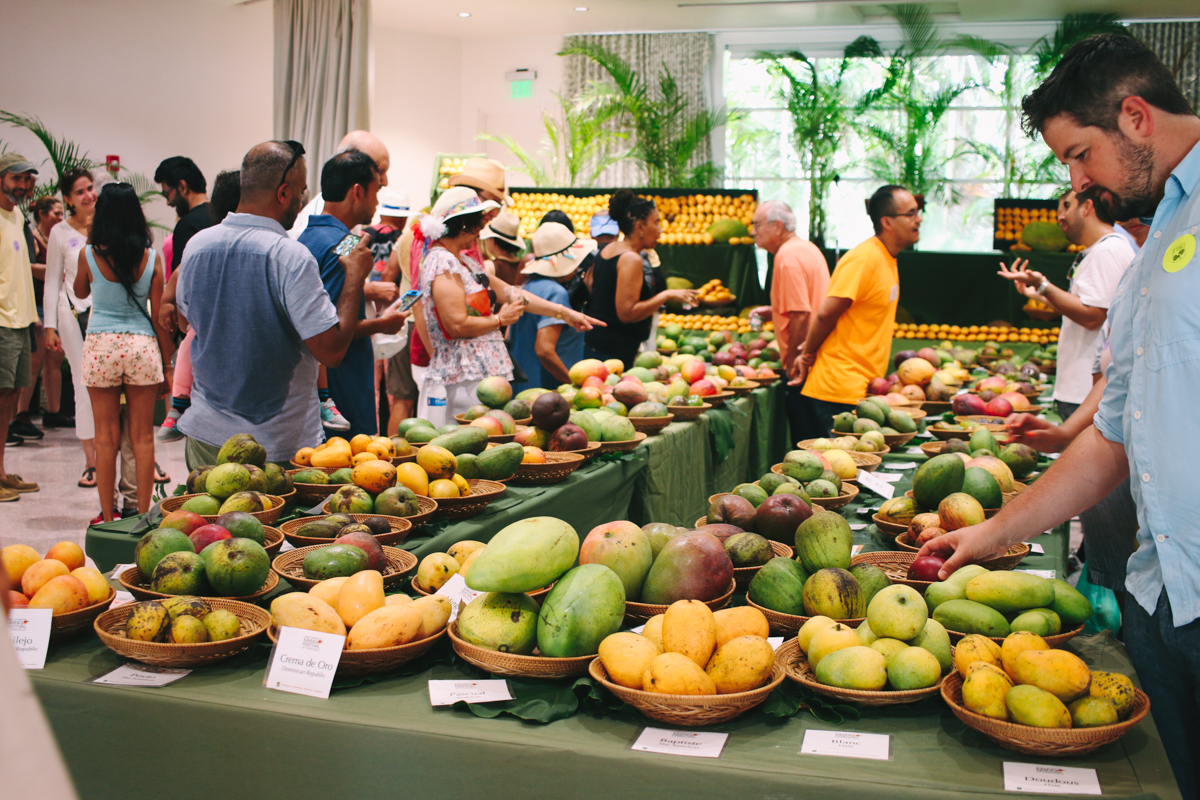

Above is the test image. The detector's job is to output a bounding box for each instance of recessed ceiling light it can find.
[458,11,471,17]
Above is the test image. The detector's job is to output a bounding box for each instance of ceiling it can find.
[373,0,1198,37]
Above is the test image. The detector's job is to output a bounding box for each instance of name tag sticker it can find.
[1003,763,1100,795]
[632,727,728,758]
[1163,233,1196,273]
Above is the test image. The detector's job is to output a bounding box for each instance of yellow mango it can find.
[807,623,860,669]
[336,570,386,629]
[385,594,413,606]
[1089,671,1136,720]
[346,603,424,650]
[1006,684,1072,728]
[797,615,837,653]
[713,606,769,648]
[447,540,486,568]
[705,635,775,693]
[1001,631,1050,680]
[309,577,349,608]
[270,592,346,636]
[311,443,352,469]
[962,662,1014,719]
[598,631,661,689]
[70,566,113,605]
[642,652,716,695]
[661,600,717,668]
[458,548,485,579]
[1015,649,1092,702]
[409,595,452,639]
[416,553,459,592]
[1069,695,1118,727]
[642,614,665,651]
[954,634,1003,677]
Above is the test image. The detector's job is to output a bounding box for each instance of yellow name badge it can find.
[1163,233,1196,273]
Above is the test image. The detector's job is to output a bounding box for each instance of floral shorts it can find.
[82,332,163,388]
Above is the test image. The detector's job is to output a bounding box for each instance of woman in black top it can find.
[584,190,696,369]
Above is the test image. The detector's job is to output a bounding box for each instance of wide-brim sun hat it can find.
[480,211,525,250]
[522,222,596,278]
[447,158,512,206]
[431,186,500,223]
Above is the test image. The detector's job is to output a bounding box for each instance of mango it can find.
[1090,671,1136,719]
[457,592,539,655]
[336,570,386,629]
[536,564,626,658]
[713,606,770,647]
[962,663,1013,719]
[134,529,195,582]
[855,619,878,645]
[203,608,242,641]
[416,553,460,593]
[887,646,941,689]
[866,584,927,641]
[1048,578,1094,626]
[1006,684,1072,728]
[170,615,209,644]
[465,517,579,594]
[310,577,350,608]
[933,599,1011,637]
[870,637,908,663]
[347,603,423,650]
[807,623,861,668]
[1069,696,1118,728]
[795,511,853,573]
[706,635,775,693]
[1000,631,1050,680]
[797,615,838,653]
[270,592,346,636]
[662,599,718,668]
[409,595,452,639]
[28,575,89,615]
[909,618,952,673]
[69,567,112,606]
[1010,608,1061,636]
[579,521,654,601]
[642,652,717,695]
[125,601,171,642]
[151,551,210,596]
[965,571,1055,614]
[802,568,864,619]
[642,614,665,651]
[3,544,41,585]
[599,632,662,689]
[447,541,486,568]
[747,557,808,615]
[45,542,86,571]
[848,564,891,608]
[640,531,734,605]
[642,522,686,559]
[160,596,211,621]
[1015,649,1092,703]
[954,634,1003,677]
[814,645,888,690]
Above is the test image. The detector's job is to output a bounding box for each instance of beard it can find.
[169,193,191,215]
[1082,135,1157,221]
[2,188,21,206]
[280,191,304,230]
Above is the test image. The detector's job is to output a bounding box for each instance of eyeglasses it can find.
[885,210,922,219]
[277,140,305,191]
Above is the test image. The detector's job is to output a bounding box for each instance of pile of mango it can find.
[183,433,292,516]
[957,631,1136,729]
[294,433,397,470]
[3,541,111,616]
[834,397,919,439]
[271,573,450,651]
[655,326,782,374]
[900,450,1034,536]
[415,540,488,593]
[799,585,951,692]
[598,603,776,695]
[894,325,1059,345]
[124,596,241,644]
[133,523,270,598]
[658,312,766,335]
[694,279,736,307]
[774,449,858,497]
[927,566,1093,639]
[994,205,1056,247]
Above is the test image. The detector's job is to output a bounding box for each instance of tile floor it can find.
[0,422,188,554]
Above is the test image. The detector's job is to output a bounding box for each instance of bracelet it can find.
[1036,278,1050,295]
[556,304,565,320]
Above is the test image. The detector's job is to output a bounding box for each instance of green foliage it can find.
[1030,14,1131,78]
[559,40,729,188]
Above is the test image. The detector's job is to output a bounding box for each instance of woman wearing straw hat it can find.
[509,223,595,394]
[416,188,603,427]
[479,211,526,287]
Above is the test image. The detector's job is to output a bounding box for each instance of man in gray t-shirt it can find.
[177,141,373,465]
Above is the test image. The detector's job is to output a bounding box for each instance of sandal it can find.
[154,462,170,484]
[78,467,97,488]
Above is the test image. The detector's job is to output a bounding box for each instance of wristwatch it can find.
[1036,278,1050,295]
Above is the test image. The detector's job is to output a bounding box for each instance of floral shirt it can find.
[419,246,513,385]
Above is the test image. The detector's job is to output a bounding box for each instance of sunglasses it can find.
[277,140,305,191]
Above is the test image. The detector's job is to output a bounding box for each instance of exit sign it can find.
[511,80,533,99]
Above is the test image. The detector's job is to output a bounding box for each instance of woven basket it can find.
[796,439,891,458]
[919,441,946,458]
[391,452,419,465]
[323,495,439,529]
[940,671,1149,756]
[447,621,594,679]
[920,400,953,414]
[733,541,795,589]
[754,372,781,386]
[726,380,760,397]
[588,655,786,727]
[118,566,279,603]
[628,415,675,436]
[929,426,972,441]
[279,514,413,548]
[706,391,736,408]
[509,452,585,486]
[285,466,347,503]
[745,597,864,635]
[49,589,116,643]
[849,547,1034,594]
[624,580,736,624]
[667,402,711,421]
[872,513,909,537]
[270,544,416,591]
[555,441,603,462]
[809,482,860,510]
[597,431,648,454]
[1003,482,1027,505]
[263,526,285,558]
[954,415,1007,431]
[778,639,944,707]
[941,623,1085,648]
[94,598,270,668]
[855,396,920,408]
[161,493,285,526]
[452,414,532,427]
[266,624,448,678]
[432,479,506,519]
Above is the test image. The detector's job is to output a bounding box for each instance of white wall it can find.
[0,0,272,229]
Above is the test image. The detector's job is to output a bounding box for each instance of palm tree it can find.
[1029,13,1130,78]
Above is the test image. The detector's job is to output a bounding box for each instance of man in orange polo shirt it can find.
[790,185,921,437]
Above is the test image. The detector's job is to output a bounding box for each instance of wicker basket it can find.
[624,580,736,624]
[872,513,909,537]
[919,441,946,458]
[266,624,448,678]
[628,414,675,436]
[940,671,1150,756]
[929,425,972,441]
[941,623,1085,648]
[556,441,603,462]
[390,452,418,465]
[118,566,279,602]
[94,598,270,667]
[432,479,507,519]
[161,493,285,526]
[920,400,953,414]
[598,431,648,454]
[726,380,760,397]
[270,544,416,591]
[278,514,413,548]
[849,547,1034,595]
[778,639,944,707]
[954,415,1008,431]
[706,391,736,408]
[509,452,585,486]
[745,597,864,636]
[796,439,891,458]
[754,372,781,386]
[322,495,439,529]
[733,541,795,589]
[808,482,860,510]
[667,402,711,421]
[588,655,786,727]
[447,621,594,679]
[452,414,532,426]
[49,589,116,643]
[855,396,920,408]
[263,526,285,558]
[285,466,347,503]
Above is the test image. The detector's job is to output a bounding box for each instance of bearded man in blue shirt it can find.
[919,35,1200,798]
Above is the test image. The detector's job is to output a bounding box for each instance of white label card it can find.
[630,624,645,634]
[631,727,728,758]
[108,563,135,579]
[906,447,924,455]
[857,470,895,499]
[1030,543,1045,554]
[428,679,513,706]
[849,524,867,531]
[876,472,903,483]
[263,626,345,699]
[1046,453,1060,460]
[8,609,52,670]
[884,462,917,470]
[279,541,295,553]
[917,432,933,439]
[1018,569,1056,579]
[851,544,864,555]
[768,637,783,650]
[92,663,191,687]
[111,591,135,609]
[434,573,482,624]
[956,388,969,395]
[801,730,890,761]
[1003,763,1101,795]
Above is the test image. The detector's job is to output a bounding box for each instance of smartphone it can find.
[398,289,422,312]
[334,232,362,256]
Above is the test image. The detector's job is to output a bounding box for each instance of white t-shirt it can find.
[287,194,326,239]
[1053,232,1135,403]
[43,219,93,329]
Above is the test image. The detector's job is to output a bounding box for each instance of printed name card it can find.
[1030,543,1045,554]
[906,447,925,455]
[916,432,934,439]
[91,663,190,687]
[884,462,917,470]
[8,609,52,669]
[1003,763,1100,795]
[263,626,345,699]
[109,563,135,579]
[801,730,890,760]
[631,727,728,758]
[856,470,895,500]
[435,573,482,623]
[1017,569,1056,580]
[849,524,867,532]
[428,680,513,706]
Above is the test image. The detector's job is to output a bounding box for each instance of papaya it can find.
[1048,578,1093,626]
[965,571,1055,614]
[429,425,490,456]
[802,568,865,619]
[536,564,626,657]
[794,511,853,573]
[746,557,807,615]
[464,517,579,593]
[933,599,1011,637]
[912,454,965,509]
[475,442,524,481]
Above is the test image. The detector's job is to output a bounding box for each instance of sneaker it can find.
[156,410,184,442]
[6,429,22,446]
[9,418,44,440]
[321,398,351,431]
[89,509,120,525]
[0,486,17,502]
[120,507,140,519]
[41,411,75,428]
[0,474,38,493]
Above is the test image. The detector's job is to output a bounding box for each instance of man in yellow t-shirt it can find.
[790,185,922,438]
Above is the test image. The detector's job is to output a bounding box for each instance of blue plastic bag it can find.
[1076,564,1121,634]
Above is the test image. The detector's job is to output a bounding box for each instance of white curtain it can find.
[274,0,371,197]
[561,33,714,186]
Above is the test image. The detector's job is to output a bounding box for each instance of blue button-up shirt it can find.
[1095,140,1200,625]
